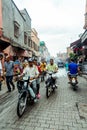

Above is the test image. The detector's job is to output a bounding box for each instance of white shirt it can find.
[23,66,39,80]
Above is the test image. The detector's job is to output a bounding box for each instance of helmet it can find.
[28,58,33,62]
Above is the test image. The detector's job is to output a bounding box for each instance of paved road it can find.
[0,68,87,130]
[57,68,67,77]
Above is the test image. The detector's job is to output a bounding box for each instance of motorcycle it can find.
[16,77,37,117]
[45,71,57,98]
[41,71,46,82]
[70,74,78,91]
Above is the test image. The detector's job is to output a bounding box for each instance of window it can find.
[14,21,20,38]
[32,42,34,48]
[28,37,31,47]
[30,40,32,48]
[31,40,34,48]
[24,32,27,44]
[34,43,36,50]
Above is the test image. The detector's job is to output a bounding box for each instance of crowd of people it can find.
[0,53,59,101]
[0,52,82,101]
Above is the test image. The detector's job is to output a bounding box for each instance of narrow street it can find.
[0,68,87,130]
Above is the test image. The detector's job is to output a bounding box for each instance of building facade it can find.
[80,0,87,59]
[84,0,87,29]
[0,0,39,58]
[31,28,40,58]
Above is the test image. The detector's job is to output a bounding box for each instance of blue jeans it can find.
[0,81,2,90]
[6,76,15,91]
[28,80,37,98]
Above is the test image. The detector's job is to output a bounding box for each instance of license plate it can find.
[72,78,75,83]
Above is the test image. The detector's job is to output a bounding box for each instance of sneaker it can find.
[37,93,41,99]
[34,98,37,103]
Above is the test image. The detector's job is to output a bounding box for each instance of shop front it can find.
[70,39,82,56]
[81,30,87,57]
[3,45,32,61]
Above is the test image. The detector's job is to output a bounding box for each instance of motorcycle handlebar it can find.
[46,71,57,75]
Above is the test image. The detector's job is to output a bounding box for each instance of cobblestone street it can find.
[0,69,87,130]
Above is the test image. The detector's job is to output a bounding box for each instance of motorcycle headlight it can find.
[72,78,76,83]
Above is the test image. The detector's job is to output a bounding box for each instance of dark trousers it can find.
[37,84,40,94]
[6,76,15,91]
[0,81,2,91]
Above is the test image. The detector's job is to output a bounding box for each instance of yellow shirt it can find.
[40,62,46,71]
[46,63,58,72]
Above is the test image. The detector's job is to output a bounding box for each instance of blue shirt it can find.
[5,61,14,76]
[69,62,78,74]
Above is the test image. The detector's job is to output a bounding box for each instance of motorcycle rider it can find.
[68,58,79,83]
[46,58,58,88]
[40,58,47,81]
[33,58,41,98]
[19,58,39,102]
[18,58,39,102]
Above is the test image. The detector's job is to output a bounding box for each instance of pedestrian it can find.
[4,56,15,92]
[0,53,4,91]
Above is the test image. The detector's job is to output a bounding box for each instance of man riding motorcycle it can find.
[19,58,39,102]
[68,59,79,83]
[46,58,58,88]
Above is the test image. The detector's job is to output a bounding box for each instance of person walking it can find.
[0,53,4,91]
[4,56,15,92]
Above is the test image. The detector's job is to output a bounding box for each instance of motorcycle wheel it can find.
[17,97,27,117]
[46,86,51,98]
[73,85,77,91]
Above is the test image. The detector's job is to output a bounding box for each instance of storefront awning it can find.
[16,50,32,57]
[81,30,87,43]
[70,39,81,47]
[3,45,16,56]
[0,40,10,51]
